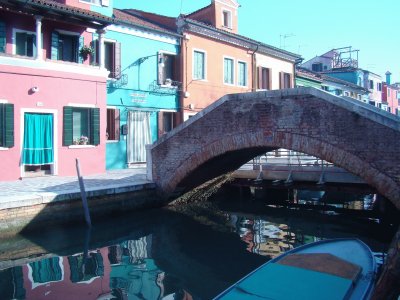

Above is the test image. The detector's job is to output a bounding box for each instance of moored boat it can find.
[214,238,376,300]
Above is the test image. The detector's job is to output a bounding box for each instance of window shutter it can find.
[90,108,100,146]
[114,42,121,78]
[3,104,14,148]
[257,67,262,89]
[157,111,164,138]
[78,36,84,64]
[114,109,120,141]
[158,53,165,85]
[0,21,5,53]
[51,31,59,60]
[279,72,284,89]
[63,106,73,146]
[91,39,99,65]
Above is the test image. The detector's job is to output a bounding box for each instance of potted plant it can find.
[73,136,89,145]
[79,45,94,61]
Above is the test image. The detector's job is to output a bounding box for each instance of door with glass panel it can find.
[22,113,54,176]
[127,111,151,165]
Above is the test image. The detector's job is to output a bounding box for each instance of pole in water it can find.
[76,158,92,227]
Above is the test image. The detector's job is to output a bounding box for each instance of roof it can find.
[117,8,302,63]
[296,67,323,83]
[113,9,180,36]
[180,17,302,63]
[0,0,113,29]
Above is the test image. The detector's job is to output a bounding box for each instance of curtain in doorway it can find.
[127,111,151,163]
[22,113,54,165]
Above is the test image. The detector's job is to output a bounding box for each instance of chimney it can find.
[385,71,392,85]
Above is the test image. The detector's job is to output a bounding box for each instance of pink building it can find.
[0,1,112,181]
[382,72,400,115]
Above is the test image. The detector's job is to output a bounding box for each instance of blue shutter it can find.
[78,36,84,64]
[51,31,59,60]
[4,104,14,148]
[63,106,73,146]
[0,21,6,53]
[90,108,100,145]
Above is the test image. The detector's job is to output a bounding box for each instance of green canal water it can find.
[0,183,397,299]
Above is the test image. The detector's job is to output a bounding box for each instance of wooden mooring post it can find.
[75,158,92,227]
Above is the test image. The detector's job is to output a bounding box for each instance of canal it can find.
[0,182,397,300]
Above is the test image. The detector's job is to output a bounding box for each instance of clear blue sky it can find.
[114,0,400,83]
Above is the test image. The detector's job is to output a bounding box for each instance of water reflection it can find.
[0,235,191,300]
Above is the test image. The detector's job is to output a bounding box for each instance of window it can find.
[224,57,234,84]
[158,53,177,86]
[222,10,232,28]
[104,41,121,79]
[63,106,100,146]
[106,108,120,141]
[158,111,176,137]
[0,21,5,53]
[238,61,247,86]
[369,80,374,89]
[279,72,292,89]
[0,103,14,148]
[311,63,322,72]
[51,31,82,63]
[193,50,205,80]
[377,82,382,92]
[15,31,36,57]
[258,67,270,90]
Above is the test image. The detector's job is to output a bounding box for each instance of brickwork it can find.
[149,87,400,209]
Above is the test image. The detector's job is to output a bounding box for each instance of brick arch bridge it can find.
[147,87,400,209]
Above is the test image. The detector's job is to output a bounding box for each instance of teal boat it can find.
[214,238,376,300]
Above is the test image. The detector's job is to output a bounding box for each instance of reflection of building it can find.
[108,235,166,300]
[0,266,25,299]
[232,216,296,258]
[22,249,111,300]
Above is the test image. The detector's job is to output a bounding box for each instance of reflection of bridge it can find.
[147,87,400,210]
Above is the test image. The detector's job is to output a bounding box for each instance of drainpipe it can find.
[251,43,259,92]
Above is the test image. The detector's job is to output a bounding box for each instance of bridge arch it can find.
[148,87,400,209]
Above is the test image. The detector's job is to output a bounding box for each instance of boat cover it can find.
[225,262,354,300]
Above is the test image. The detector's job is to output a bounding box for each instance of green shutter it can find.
[63,106,73,146]
[16,32,26,56]
[0,21,6,53]
[4,104,14,148]
[90,108,100,145]
[78,36,84,64]
[51,31,59,60]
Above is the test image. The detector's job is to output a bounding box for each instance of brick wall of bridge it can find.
[149,87,400,209]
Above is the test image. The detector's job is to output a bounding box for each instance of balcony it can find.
[0,53,109,78]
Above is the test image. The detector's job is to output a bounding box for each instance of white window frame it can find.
[12,28,42,57]
[223,56,235,86]
[237,60,247,87]
[222,9,232,29]
[192,49,207,81]
[158,50,178,87]
[79,0,101,6]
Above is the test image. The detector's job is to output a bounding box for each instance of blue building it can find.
[90,7,181,170]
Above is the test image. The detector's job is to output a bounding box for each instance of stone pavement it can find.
[0,168,153,209]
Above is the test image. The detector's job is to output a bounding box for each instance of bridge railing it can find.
[241,149,334,170]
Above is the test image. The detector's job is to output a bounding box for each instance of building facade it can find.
[0,0,112,181]
[102,10,181,170]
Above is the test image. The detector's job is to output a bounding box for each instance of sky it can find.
[114,0,400,83]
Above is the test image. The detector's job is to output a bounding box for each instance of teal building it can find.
[89,5,181,169]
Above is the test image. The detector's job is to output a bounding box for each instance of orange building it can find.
[121,0,302,123]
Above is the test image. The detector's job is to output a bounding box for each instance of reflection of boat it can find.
[214,238,376,300]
